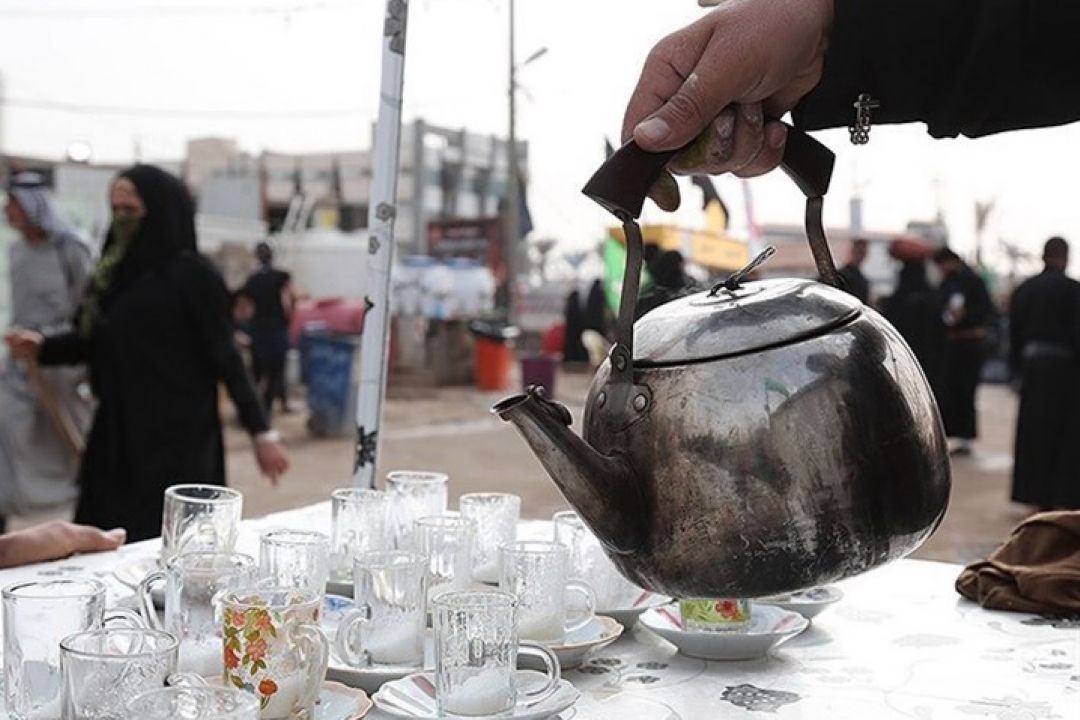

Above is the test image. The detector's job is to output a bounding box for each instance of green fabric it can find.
[78,217,141,337]
[603,235,652,315]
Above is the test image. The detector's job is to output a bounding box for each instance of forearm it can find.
[795,0,1080,139]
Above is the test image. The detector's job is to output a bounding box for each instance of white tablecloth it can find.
[1,503,1077,719]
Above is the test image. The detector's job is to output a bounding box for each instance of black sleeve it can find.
[794,0,1080,139]
[177,256,270,436]
[38,331,90,367]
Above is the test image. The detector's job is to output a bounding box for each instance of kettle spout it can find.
[493,387,646,554]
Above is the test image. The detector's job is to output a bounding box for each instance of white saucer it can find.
[541,616,624,669]
[755,585,844,620]
[112,555,159,589]
[599,591,672,628]
[373,670,579,720]
[639,603,808,660]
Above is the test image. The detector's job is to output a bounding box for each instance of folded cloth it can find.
[956,511,1080,614]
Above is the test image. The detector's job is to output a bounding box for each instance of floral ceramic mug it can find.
[220,588,329,720]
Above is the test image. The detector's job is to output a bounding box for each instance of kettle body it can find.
[579,293,949,597]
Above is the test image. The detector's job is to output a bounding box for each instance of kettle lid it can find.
[633,278,862,366]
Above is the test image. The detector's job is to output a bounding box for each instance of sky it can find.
[2,0,1079,277]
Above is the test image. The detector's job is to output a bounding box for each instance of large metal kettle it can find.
[493,126,950,598]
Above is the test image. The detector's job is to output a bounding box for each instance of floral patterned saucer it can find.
[639,603,808,660]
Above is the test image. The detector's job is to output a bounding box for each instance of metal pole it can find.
[353,0,411,488]
[504,0,519,321]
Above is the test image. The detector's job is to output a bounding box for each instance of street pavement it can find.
[228,370,1031,567]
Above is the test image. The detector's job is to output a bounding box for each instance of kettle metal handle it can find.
[582,122,842,379]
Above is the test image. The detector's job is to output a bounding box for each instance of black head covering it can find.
[649,250,686,289]
[107,164,197,296]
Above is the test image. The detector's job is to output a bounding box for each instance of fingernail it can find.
[106,528,127,540]
[766,124,787,149]
[635,117,671,146]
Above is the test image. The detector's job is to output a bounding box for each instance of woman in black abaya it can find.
[5,166,289,540]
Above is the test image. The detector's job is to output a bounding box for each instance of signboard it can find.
[427,217,504,274]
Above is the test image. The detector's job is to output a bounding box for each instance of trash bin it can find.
[300,331,360,437]
[521,355,558,396]
[468,321,520,392]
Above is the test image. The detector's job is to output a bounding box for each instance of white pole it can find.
[353,0,410,488]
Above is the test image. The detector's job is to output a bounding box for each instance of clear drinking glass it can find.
[385,471,448,548]
[459,493,520,584]
[432,591,560,717]
[126,686,260,720]
[137,552,258,675]
[334,551,426,668]
[414,515,475,606]
[60,628,179,720]
[221,588,329,720]
[329,488,388,583]
[553,510,642,609]
[161,485,244,564]
[3,579,143,720]
[500,540,597,643]
[259,530,331,596]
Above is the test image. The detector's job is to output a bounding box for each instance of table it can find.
[1,503,1077,719]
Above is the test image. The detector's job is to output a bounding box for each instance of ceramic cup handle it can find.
[563,580,597,634]
[333,605,372,667]
[136,570,168,630]
[517,641,561,703]
[293,623,330,713]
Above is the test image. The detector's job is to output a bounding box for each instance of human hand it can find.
[3,328,43,363]
[254,440,289,486]
[0,521,126,569]
[623,0,833,210]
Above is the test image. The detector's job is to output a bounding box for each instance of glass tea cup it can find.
[678,598,752,632]
[161,485,243,564]
[334,551,426,668]
[432,591,560,717]
[459,493,520,584]
[414,515,475,606]
[137,552,258,675]
[500,541,596,644]
[3,579,143,720]
[384,471,448,549]
[259,530,331,596]
[125,686,260,720]
[329,489,388,583]
[60,628,179,720]
[553,510,642,610]
[221,588,329,720]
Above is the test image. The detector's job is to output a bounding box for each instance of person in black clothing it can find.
[1009,237,1080,510]
[882,259,945,400]
[619,0,1080,212]
[837,238,870,304]
[561,289,588,365]
[4,166,289,541]
[242,242,297,413]
[934,248,994,455]
[635,250,700,320]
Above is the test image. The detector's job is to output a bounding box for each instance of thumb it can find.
[633,72,721,152]
[72,525,127,554]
